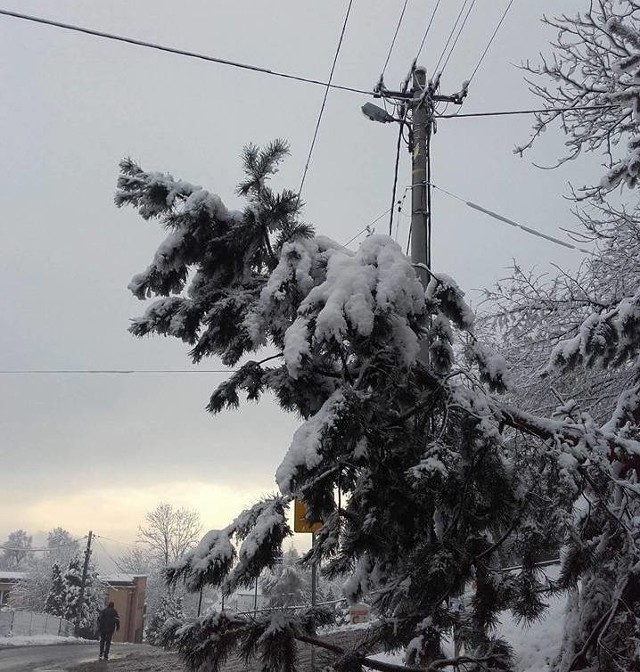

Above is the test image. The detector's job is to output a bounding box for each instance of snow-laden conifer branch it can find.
[117,142,615,670]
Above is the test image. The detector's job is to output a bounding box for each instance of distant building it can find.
[101,574,147,643]
[0,572,22,608]
[0,571,146,643]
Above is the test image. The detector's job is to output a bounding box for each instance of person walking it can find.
[97,601,120,660]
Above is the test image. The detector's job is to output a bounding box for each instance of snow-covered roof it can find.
[99,573,146,586]
[0,571,26,582]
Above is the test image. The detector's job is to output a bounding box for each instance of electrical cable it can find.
[467,0,516,85]
[342,209,389,248]
[434,105,617,119]
[388,123,404,235]
[94,535,138,547]
[433,0,471,75]
[381,0,409,81]
[428,181,594,254]
[0,8,370,96]
[439,0,478,77]
[416,0,443,61]
[0,9,618,123]
[94,537,129,574]
[0,537,87,553]
[298,0,354,199]
[0,369,237,374]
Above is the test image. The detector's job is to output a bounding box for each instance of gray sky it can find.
[0,0,595,560]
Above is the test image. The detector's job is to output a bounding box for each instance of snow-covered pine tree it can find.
[261,549,312,609]
[147,594,185,647]
[44,562,66,617]
[62,556,104,636]
[115,141,588,672]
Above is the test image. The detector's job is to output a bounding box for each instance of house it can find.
[0,570,146,643]
[102,574,147,643]
[0,572,23,608]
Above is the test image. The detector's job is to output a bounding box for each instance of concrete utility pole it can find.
[364,66,467,287]
[410,67,431,289]
[75,530,93,635]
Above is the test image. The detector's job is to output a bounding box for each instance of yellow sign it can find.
[293,499,323,533]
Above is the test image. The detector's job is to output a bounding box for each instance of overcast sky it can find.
[0,0,596,564]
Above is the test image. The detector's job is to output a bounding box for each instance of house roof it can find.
[0,571,26,582]
[101,574,147,587]
[0,571,146,587]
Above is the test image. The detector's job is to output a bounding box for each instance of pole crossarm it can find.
[375,89,466,105]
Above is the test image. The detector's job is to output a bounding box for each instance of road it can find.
[0,643,155,671]
[0,628,377,672]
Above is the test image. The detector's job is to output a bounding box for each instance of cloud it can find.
[1,480,271,543]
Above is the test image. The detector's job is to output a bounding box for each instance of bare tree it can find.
[1,529,33,570]
[137,503,201,569]
[517,0,640,196]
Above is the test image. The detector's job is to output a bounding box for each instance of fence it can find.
[0,610,74,638]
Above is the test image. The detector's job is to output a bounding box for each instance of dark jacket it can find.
[97,606,120,634]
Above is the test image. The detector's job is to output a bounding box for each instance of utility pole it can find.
[365,66,467,288]
[410,67,432,289]
[75,530,93,635]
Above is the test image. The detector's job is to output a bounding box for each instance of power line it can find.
[0,8,369,96]
[95,535,138,548]
[298,0,355,199]
[342,209,389,248]
[433,0,471,75]
[434,105,617,119]
[467,0,516,85]
[381,0,409,81]
[439,0,478,77]
[0,369,238,375]
[416,0,443,61]
[388,123,404,235]
[94,537,128,574]
[429,182,594,255]
[0,537,87,553]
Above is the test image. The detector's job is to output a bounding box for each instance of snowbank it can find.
[367,591,565,672]
[0,633,89,648]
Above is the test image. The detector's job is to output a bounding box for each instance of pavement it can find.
[0,627,376,672]
[0,642,156,671]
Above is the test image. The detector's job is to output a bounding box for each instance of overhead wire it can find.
[0,8,370,96]
[0,537,87,553]
[467,0,516,85]
[439,0,478,77]
[416,0,443,61]
[95,535,139,547]
[433,0,471,75]
[388,123,404,235]
[380,0,410,82]
[428,182,594,254]
[94,536,129,574]
[342,209,390,248]
[434,105,617,119]
[298,0,355,199]
[0,369,238,374]
[0,9,616,122]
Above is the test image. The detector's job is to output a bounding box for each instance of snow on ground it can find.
[0,633,89,648]
[368,590,565,672]
[496,591,565,672]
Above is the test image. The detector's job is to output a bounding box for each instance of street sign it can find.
[293,499,323,533]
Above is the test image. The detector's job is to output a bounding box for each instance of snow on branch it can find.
[167,530,235,592]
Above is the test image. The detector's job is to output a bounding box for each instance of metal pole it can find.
[311,532,317,672]
[197,587,204,617]
[75,531,93,636]
[410,66,431,288]
[253,575,259,615]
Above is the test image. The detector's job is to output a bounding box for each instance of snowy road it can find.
[0,642,155,671]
